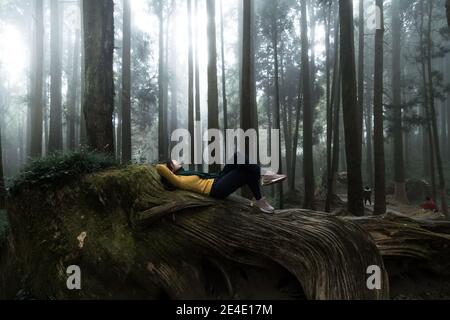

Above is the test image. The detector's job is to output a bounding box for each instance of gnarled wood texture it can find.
[3,165,390,300]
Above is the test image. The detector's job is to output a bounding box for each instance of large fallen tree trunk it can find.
[2,164,389,300]
[3,161,450,300]
[349,214,450,277]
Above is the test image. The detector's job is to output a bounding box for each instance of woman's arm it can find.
[156,164,182,188]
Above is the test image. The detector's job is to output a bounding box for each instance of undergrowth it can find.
[8,150,119,195]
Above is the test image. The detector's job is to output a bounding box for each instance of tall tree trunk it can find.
[300,0,315,210]
[0,121,4,209]
[194,0,201,170]
[446,0,450,29]
[280,46,292,186]
[82,0,115,154]
[358,0,364,164]
[187,0,195,170]
[122,0,132,163]
[219,0,228,158]
[68,30,80,151]
[419,6,437,199]
[339,0,364,216]
[365,66,374,187]
[447,55,450,162]
[30,0,44,158]
[270,0,283,208]
[169,0,178,140]
[426,0,449,218]
[241,0,259,199]
[325,4,340,212]
[373,0,386,215]
[206,0,220,173]
[158,1,168,161]
[325,3,332,204]
[392,0,408,204]
[49,0,63,153]
[79,0,87,146]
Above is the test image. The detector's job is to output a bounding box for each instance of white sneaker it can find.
[261,171,287,187]
[252,197,275,214]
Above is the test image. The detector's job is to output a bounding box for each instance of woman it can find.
[156,155,286,214]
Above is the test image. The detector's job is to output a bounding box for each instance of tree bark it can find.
[187,0,195,170]
[30,0,44,158]
[83,0,115,154]
[391,0,408,204]
[68,30,80,151]
[158,1,168,161]
[325,3,332,206]
[79,0,87,146]
[219,0,228,157]
[426,0,449,218]
[446,0,450,29]
[339,0,364,216]
[373,0,386,215]
[326,5,341,212]
[169,0,178,142]
[300,0,315,210]
[49,0,63,153]
[5,164,391,300]
[206,0,220,173]
[0,115,5,209]
[240,0,259,199]
[121,0,132,163]
[270,0,283,208]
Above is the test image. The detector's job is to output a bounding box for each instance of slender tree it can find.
[206,0,220,173]
[339,0,364,216]
[187,0,195,169]
[419,2,436,199]
[219,0,228,155]
[49,0,63,153]
[300,0,315,210]
[325,2,332,207]
[241,0,259,199]
[0,122,4,209]
[446,0,450,28]
[426,0,448,217]
[79,0,87,145]
[194,0,201,166]
[373,0,386,215]
[122,0,132,163]
[157,1,168,161]
[169,0,178,138]
[83,0,115,153]
[0,83,5,208]
[270,0,283,207]
[326,4,341,212]
[30,0,44,158]
[358,0,364,160]
[67,30,80,151]
[392,0,408,204]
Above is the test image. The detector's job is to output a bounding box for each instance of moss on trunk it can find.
[2,161,391,300]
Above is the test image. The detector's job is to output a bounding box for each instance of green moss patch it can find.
[8,150,119,195]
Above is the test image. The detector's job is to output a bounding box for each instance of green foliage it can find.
[8,150,119,195]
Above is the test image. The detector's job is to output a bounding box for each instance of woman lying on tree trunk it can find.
[156,153,286,214]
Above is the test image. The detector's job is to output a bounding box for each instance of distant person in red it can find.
[421,197,438,212]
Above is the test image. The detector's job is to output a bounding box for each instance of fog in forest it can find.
[0,0,450,214]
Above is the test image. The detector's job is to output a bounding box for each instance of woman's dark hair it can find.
[160,160,177,191]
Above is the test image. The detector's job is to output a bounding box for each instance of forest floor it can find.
[336,193,447,220]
